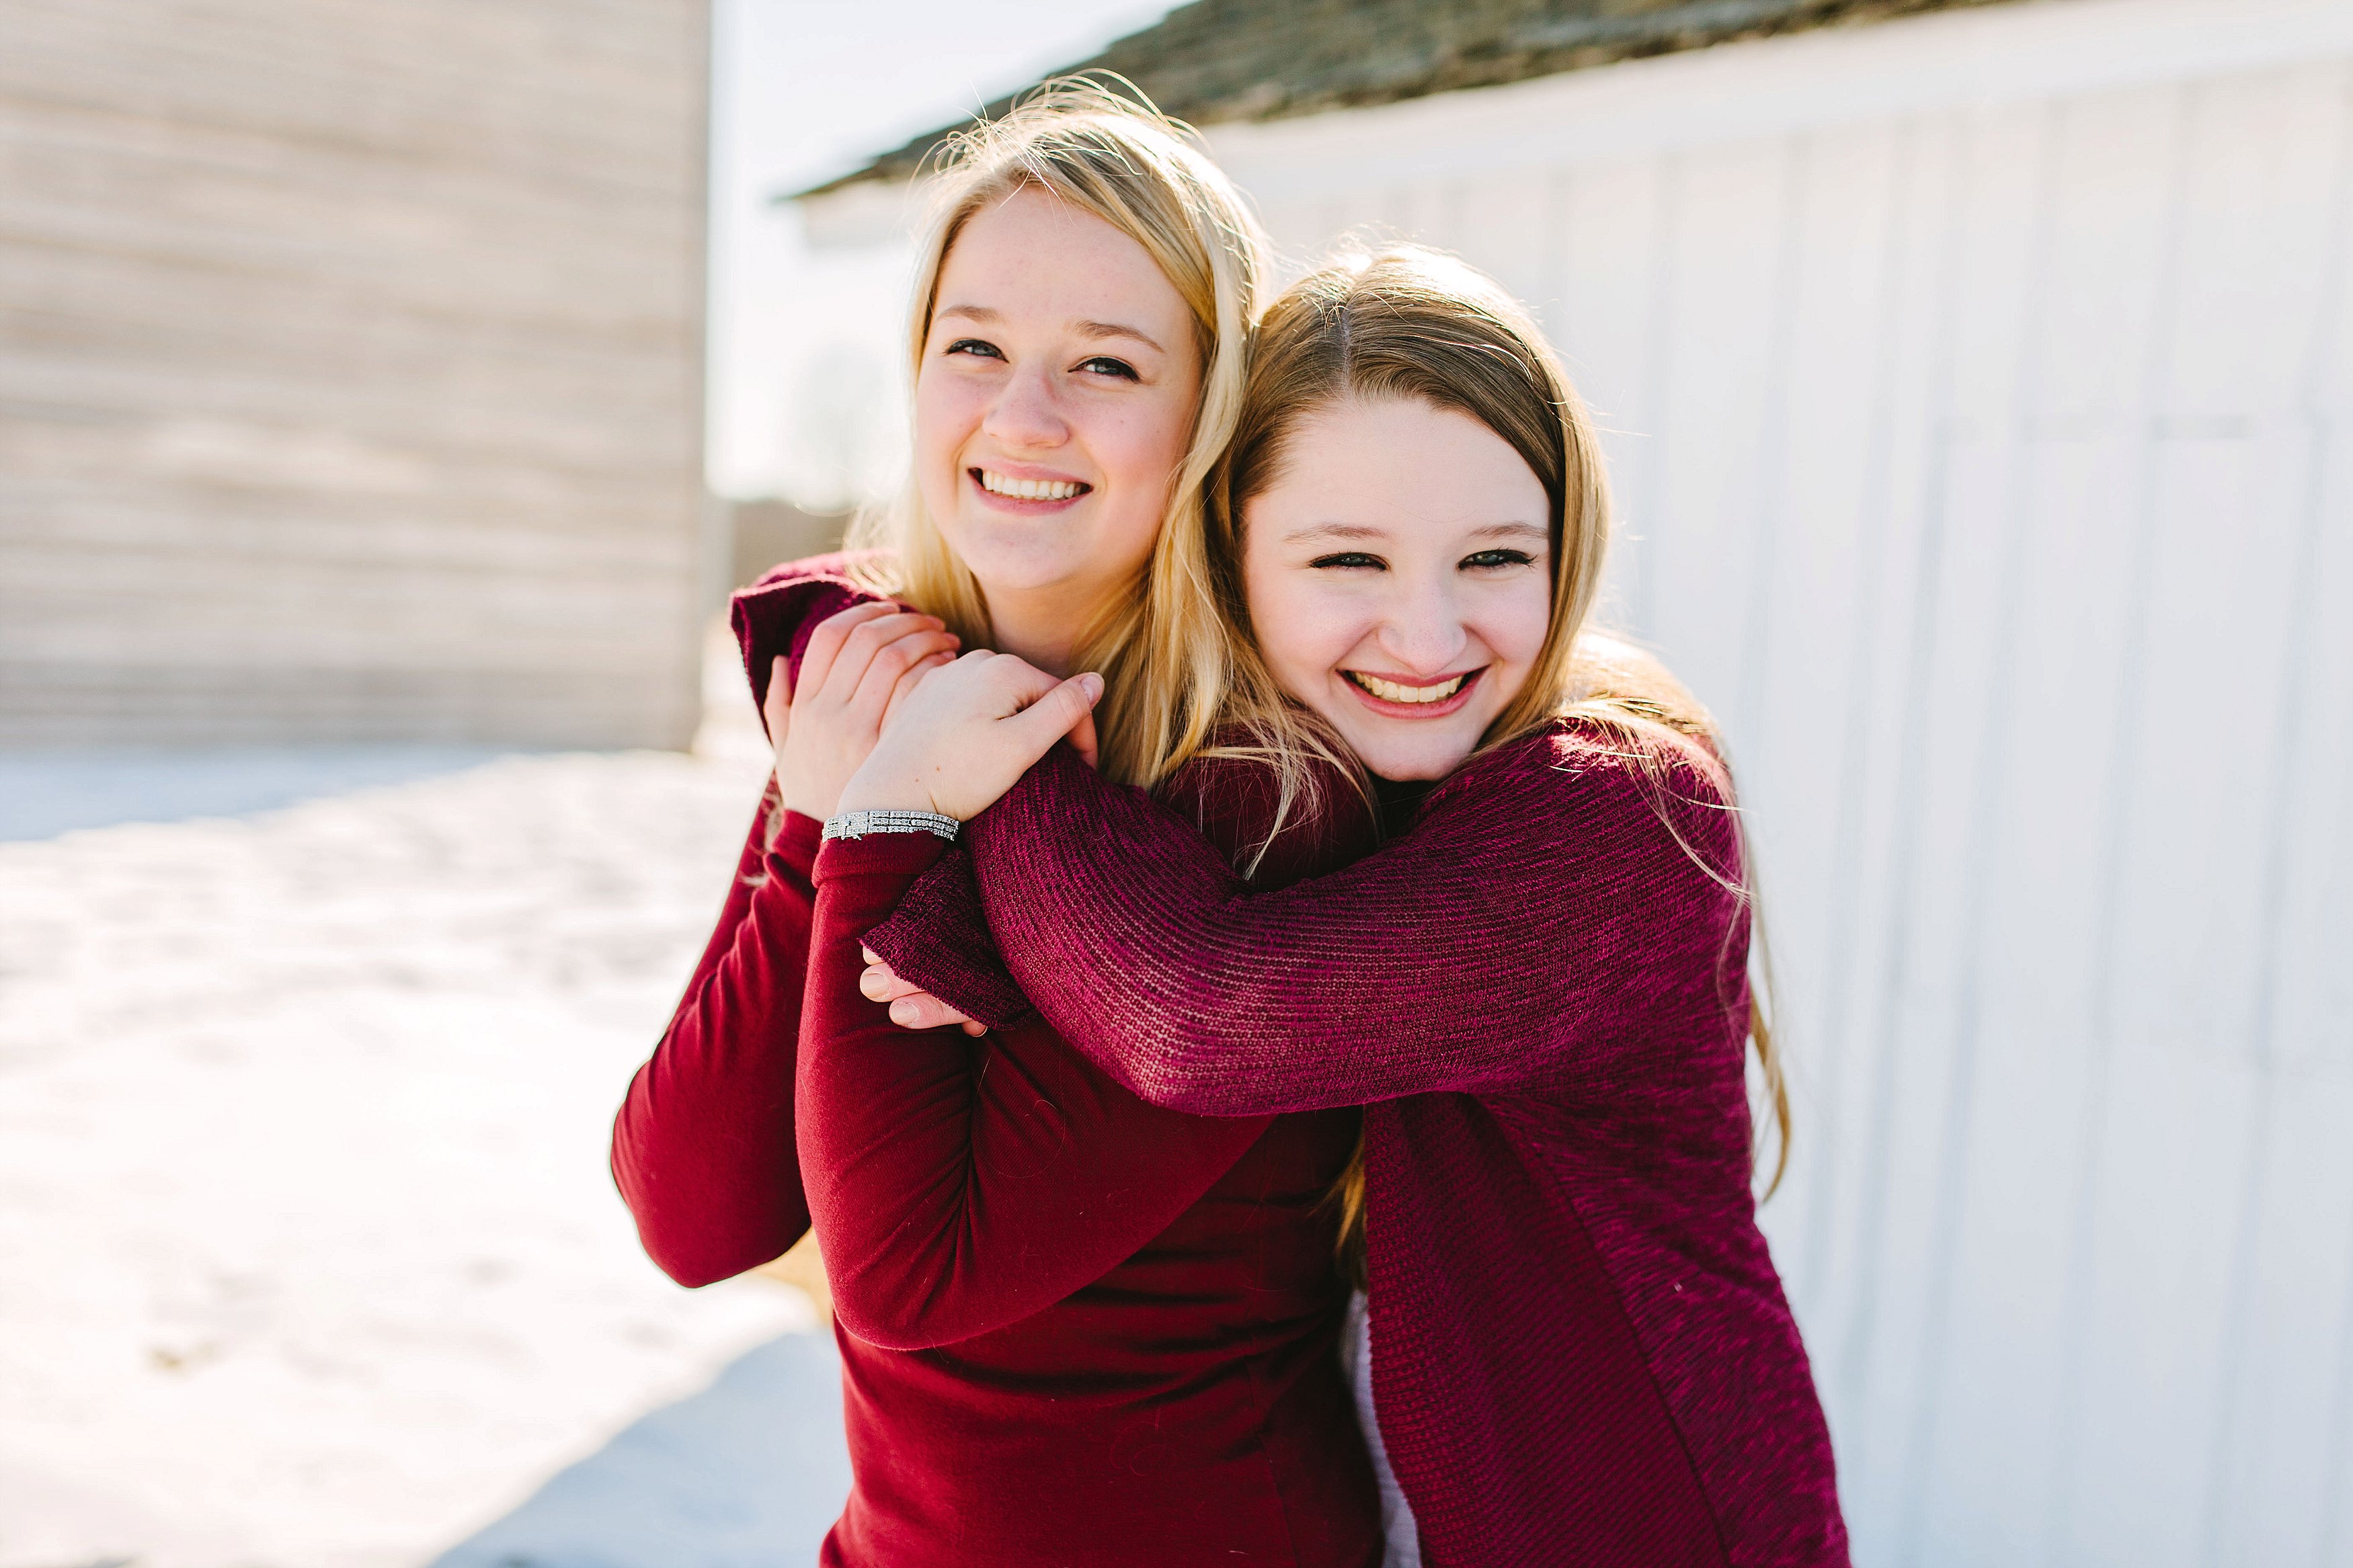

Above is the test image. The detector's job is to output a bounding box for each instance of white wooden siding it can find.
[1201,2,2353,1561]
[0,0,712,747]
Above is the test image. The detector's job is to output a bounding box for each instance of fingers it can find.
[815,611,955,711]
[763,656,792,744]
[1000,671,1105,759]
[850,628,961,718]
[947,650,1072,718]
[887,993,984,1034]
[832,652,1105,821]
[1068,709,1100,771]
[793,601,900,702]
[881,648,959,728]
[859,958,926,1003]
[859,956,983,1034]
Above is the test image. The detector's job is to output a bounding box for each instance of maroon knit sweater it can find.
[865,731,1849,1567]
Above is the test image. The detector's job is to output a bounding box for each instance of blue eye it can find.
[1077,356,1140,380]
[1462,548,1536,570]
[945,337,1004,360]
[1309,552,1386,571]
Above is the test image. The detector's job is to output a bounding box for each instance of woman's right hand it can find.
[836,651,1101,822]
[767,603,962,821]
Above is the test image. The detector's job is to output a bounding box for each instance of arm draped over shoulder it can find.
[953,725,1752,1115]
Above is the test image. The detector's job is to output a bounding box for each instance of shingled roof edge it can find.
[781,0,2030,202]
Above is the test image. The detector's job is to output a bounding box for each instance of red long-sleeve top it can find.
[804,832,1378,1567]
[612,559,1382,1567]
[609,780,815,1284]
[865,731,1851,1568]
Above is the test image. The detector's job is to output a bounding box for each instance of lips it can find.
[974,467,1090,502]
[1340,666,1486,718]
[1345,670,1466,704]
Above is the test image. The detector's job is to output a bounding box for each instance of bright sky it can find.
[707,0,1177,502]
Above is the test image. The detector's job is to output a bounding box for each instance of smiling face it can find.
[1240,397,1554,781]
[912,185,1202,667]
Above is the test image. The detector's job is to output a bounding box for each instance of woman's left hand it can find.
[836,651,1101,821]
[859,948,985,1036]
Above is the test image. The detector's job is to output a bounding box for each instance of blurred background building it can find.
[789,1,2350,1563]
[0,0,714,748]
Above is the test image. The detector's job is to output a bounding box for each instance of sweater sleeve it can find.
[608,554,879,1286]
[801,833,1273,1351]
[961,726,1751,1116]
[863,848,1035,1032]
[611,795,823,1286]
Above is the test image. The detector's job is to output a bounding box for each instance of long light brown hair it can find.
[846,78,1269,787]
[1182,246,1790,1274]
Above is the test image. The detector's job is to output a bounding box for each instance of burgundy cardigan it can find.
[866,729,1851,1567]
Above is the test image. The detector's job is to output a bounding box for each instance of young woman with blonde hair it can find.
[836,247,1848,1565]
[614,85,1387,1565]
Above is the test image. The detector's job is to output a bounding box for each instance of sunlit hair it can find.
[1183,245,1791,1266]
[844,77,1269,787]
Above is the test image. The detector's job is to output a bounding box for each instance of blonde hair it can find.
[846,78,1269,787]
[1183,246,1790,1272]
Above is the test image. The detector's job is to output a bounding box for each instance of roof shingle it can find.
[799,0,2032,196]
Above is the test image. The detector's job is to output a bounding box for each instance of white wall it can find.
[1197,1,2353,1561]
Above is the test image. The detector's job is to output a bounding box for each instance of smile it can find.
[975,468,1089,502]
[1344,669,1474,705]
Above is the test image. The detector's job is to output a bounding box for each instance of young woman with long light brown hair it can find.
[838,247,1847,1566]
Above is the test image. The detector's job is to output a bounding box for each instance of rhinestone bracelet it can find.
[822,808,960,843]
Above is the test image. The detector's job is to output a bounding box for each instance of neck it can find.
[982,584,1097,676]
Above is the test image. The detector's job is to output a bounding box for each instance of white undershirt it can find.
[1341,1290,1423,1567]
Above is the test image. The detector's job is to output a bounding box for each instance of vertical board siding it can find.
[0,0,710,746]
[1225,30,2353,1565]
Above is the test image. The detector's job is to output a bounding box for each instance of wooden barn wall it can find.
[0,0,712,747]
[1206,1,2353,1562]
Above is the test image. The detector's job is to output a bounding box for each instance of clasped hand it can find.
[766,604,1099,1039]
[840,647,1102,1040]
[764,603,1099,823]
[765,602,962,821]
[836,650,1101,821]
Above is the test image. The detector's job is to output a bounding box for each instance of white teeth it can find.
[1351,672,1467,704]
[978,468,1084,501]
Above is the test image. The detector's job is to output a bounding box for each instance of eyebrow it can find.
[1466,522,1550,542]
[934,304,1164,356]
[1282,523,1388,544]
[1076,319,1165,354]
[1281,520,1549,545]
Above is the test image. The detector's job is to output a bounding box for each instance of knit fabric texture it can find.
[867,732,1850,1567]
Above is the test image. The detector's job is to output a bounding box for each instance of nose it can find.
[1372,568,1470,674]
[980,361,1069,451]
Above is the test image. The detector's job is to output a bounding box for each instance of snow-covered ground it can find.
[0,639,852,1568]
